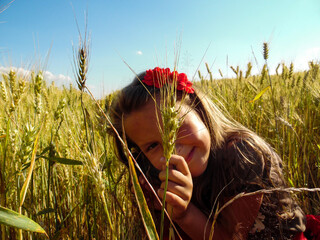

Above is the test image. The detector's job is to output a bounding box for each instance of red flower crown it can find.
[142,67,194,94]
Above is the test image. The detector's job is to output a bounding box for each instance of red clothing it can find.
[294,215,320,240]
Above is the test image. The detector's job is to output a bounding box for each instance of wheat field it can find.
[0,51,319,239]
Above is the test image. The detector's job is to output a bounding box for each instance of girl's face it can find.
[124,99,211,177]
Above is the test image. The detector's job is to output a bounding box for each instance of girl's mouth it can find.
[185,147,195,163]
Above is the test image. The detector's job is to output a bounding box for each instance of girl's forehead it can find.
[127,98,192,121]
[124,100,161,144]
[129,99,159,119]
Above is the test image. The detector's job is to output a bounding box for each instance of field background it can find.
[0,59,319,239]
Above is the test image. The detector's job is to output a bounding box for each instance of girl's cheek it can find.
[146,153,163,171]
[175,143,182,155]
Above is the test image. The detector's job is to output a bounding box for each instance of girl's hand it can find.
[157,155,193,221]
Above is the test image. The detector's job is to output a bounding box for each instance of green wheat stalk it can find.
[33,71,43,116]
[245,62,252,79]
[263,42,277,123]
[72,26,117,238]
[158,73,181,240]
[0,81,8,102]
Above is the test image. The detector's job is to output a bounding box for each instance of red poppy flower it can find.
[142,67,194,93]
[170,70,178,81]
[143,69,155,86]
[177,73,194,93]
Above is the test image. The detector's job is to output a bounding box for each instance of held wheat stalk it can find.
[159,85,180,240]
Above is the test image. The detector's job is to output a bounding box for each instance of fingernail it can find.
[160,156,165,162]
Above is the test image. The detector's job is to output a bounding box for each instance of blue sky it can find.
[1,0,320,98]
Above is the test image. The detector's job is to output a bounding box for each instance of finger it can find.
[159,181,190,201]
[158,168,188,185]
[167,154,190,176]
[157,188,187,210]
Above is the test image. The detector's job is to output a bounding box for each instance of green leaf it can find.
[49,156,83,165]
[128,156,159,240]
[317,144,320,150]
[249,85,270,103]
[38,155,83,165]
[0,206,47,235]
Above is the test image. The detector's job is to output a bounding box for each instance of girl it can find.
[109,67,306,239]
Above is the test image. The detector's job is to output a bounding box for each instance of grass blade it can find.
[0,206,47,235]
[249,85,270,103]
[128,156,159,240]
[19,127,41,207]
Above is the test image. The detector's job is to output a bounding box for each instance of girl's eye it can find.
[146,142,158,152]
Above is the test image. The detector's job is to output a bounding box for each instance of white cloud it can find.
[0,66,72,87]
[136,50,143,55]
[294,47,320,71]
[43,71,72,86]
[0,66,31,77]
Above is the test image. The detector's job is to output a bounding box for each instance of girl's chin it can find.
[189,156,209,177]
